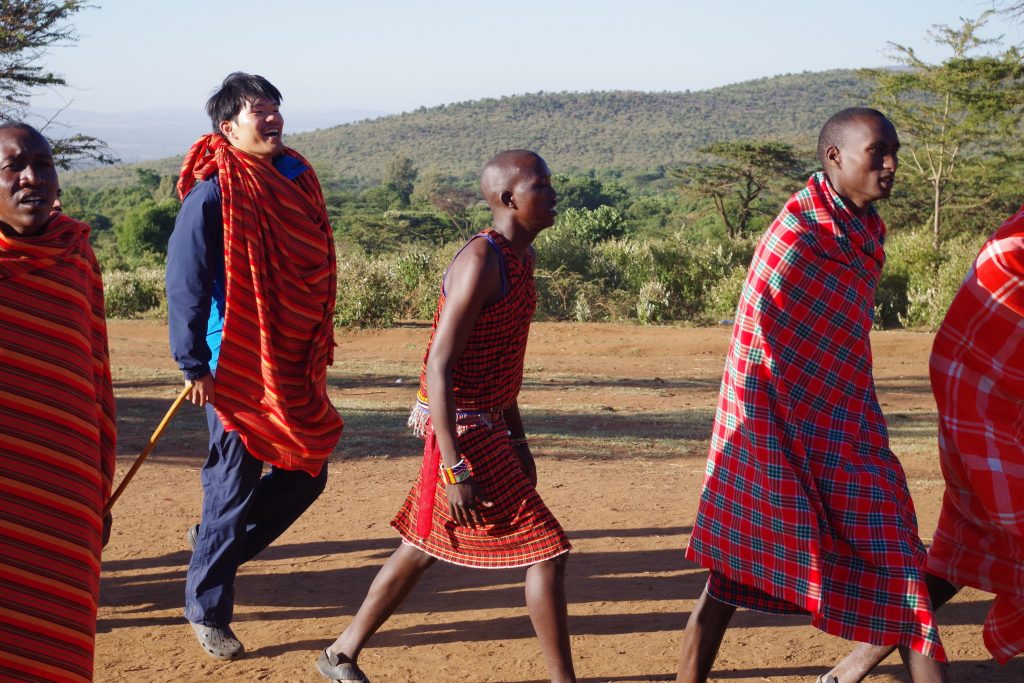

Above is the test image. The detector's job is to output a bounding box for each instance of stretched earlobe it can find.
[500,190,514,209]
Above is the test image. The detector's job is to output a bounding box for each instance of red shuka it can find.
[0,214,116,683]
[686,173,944,660]
[393,230,570,568]
[177,134,342,475]
[928,209,1024,664]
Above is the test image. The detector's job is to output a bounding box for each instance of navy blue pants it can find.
[185,404,328,627]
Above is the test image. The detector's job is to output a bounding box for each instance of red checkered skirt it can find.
[927,210,1024,664]
[391,416,570,568]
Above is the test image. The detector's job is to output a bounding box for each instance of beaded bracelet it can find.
[440,457,472,484]
[509,435,529,448]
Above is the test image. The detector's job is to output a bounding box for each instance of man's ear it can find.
[825,144,841,168]
[219,119,234,139]
[500,190,515,209]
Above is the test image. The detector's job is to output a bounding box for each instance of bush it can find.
[335,255,405,327]
[393,244,456,320]
[636,280,670,324]
[704,263,749,321]
[901,233,985,329]
[114,199,179,259]
[878,229,985,330]
[103,267,165,318]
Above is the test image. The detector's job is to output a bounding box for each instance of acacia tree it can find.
[672,140,805,238]
[864,12,1024,248]
[0,1,116,167]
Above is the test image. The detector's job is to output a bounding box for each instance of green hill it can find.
[64,69,873,189]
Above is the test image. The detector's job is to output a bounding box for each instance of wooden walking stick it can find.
[104,384,193,514]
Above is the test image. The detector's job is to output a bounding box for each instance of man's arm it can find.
[165,180,220,406]
[425,237,502,527]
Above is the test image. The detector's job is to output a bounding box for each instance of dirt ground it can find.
[95,321,1022,682]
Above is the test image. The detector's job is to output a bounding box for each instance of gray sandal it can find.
[316,649,370,683]
[190,621,244,660]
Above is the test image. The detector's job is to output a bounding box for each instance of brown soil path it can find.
[95,322,1020,682]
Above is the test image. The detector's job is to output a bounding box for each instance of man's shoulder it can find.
[182,175,221,207]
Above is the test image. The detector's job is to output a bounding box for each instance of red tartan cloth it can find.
[0,214,116,682]
[927,209,1024,664]
[685,173,944,660]
[395,230,570,566]
[177,135,342,475]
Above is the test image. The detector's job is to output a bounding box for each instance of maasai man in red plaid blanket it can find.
[827,210,1024,681]
[677,108,949,683]
[315,150,575,683]
[0,123,116,683]
[166,73,341,660]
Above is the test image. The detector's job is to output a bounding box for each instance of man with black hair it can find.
[166,72,342,660]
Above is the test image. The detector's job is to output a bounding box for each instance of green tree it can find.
[0,1,117,167]
[114,199,178,259]
[864,12,1024,247]
[672,141,805,238]
[382,154,417,207]
[554,205,629,243]
[552,174,626,211]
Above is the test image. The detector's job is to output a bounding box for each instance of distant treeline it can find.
[61,56,1024,329]
[63,69,874,190]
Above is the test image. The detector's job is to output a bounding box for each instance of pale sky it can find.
[30,0,1023,116]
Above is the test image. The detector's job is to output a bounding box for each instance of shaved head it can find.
[0,121,49,149]
[480,149,546,207]
[817,107,892,166]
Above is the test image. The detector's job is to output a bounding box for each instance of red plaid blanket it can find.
[686,173,944,660]
[928,209,1024,664]
[177,135,342,475]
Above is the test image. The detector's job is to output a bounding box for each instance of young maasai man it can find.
[0,123,116,682]
[166,72,342,660]
[314,150,575,683]
[676,108,949,683]
[824,209,1024,681]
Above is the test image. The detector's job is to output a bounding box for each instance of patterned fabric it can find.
[177,134,341,475]
[708,570,804,615]
[0,213,116,683]
[927,210,1024,664]
[685,173,944,661]
[393,230,571,567]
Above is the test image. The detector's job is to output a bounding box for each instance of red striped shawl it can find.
[0,213,116,682]
[177,134,342,475]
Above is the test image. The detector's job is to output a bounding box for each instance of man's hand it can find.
[515,443,538,487]
[446,478,494,528]
[185,374,215,407]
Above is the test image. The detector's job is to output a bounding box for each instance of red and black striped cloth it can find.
[0,213,116,682]
[686,173,944,661]
[177,135,342,475]
[927,210,1024,663]
[393,230,570,567]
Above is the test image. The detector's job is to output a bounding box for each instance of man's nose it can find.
[20,164,39,185]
